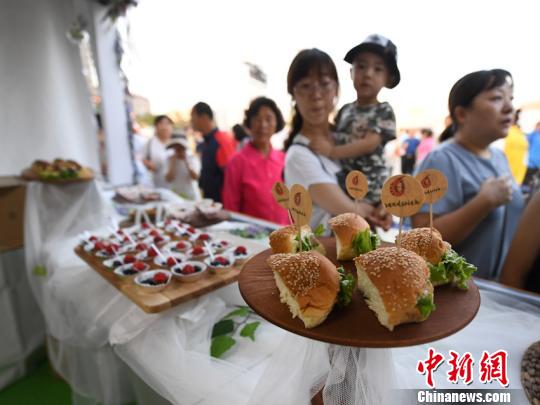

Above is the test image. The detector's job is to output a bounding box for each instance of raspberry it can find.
[136,243,148,251]
[147,248,158,257]
[192,247,204,255]
[94,241,105,251]
[216,256,229,265]
[150,229,160,237]
[187,227,196,234]
[198,234,210,241]
[124,254,136,264]
[123,236,130,243]
[176,242,187,249]
[154,235,164,243]
[133,261,146,271]
[166,257,177,267]
[235,246,247,255]
[182,264,195,274]
[153,272,168,284]
[105,245,115,255]
[89,236,98,242]
[142,223,150,229]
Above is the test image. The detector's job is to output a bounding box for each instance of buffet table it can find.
[22,179,540,405]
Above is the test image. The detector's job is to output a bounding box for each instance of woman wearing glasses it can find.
[284,48,389,231]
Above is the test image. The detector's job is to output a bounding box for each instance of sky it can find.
[123,0,540,134]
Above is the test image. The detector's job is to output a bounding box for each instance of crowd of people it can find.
[131,33,538,293]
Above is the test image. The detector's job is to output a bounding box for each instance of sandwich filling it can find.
[352,229,380,255]
[429,249,477,290]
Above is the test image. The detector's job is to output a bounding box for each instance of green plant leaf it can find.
[211,319,234,338]
[224,307,250,319]
[210,335,236,358]
[240,321,260,341]
[32,265,47,277]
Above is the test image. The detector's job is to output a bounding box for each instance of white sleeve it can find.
[285,146,337,189]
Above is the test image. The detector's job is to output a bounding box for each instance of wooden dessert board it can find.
[21,168,94,183]
[239,238,481,348]
[75,244,241,314]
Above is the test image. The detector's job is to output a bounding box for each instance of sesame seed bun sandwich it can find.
[328,213,379,260]
[269,224,326,255]
[396,228,476,290]
[267,251,355,328]
[354,247,436,331]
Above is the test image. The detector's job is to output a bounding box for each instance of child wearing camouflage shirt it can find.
[310,34,400,205]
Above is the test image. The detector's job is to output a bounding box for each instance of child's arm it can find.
[165,157,176,183]
[310,131,382,159]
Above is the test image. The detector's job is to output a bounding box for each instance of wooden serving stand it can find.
[239,238,481,348]
[75,246,242,314]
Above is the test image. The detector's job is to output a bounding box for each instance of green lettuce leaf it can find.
[313,224,325,237]
[337,266,356,308]
[429,249,476,290]
[294,234,313,251]
[416,295,436,318]
[352,229,380,255]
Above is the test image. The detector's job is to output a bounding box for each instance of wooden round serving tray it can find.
[238,238,480,348]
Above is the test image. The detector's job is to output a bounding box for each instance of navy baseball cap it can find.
[344,34,401,88]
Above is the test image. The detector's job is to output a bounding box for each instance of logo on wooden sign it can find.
[381,175,425,217]
[415,169,448,204]
[345,170,368,200]
[289,184,312,226]
[272,182,290,209]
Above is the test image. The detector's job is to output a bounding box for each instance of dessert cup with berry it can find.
[154,252,186,268]
[209,240,231,253]
[171,261,207,283]
[104,253,138,269]
[113,260,149,281]
[229,246,250,265]
[188,246,209,261]
[194,232,214,246]
[134,270,172,293]
[205,254,233,274]
[164,240,192,254]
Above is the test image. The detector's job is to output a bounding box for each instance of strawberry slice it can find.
[175,242,187,249]
[150,229,160,237]
[166,257,177,267]
[133,261,146,271]
[154,235,164,243]
[142,222,150,229]
[135,242,148,251]
[94,241,106,251]
[216,256,229,265]
[198,233,210,241]
[153,272,168,284]
[89,236,98,242]
[187,227,196,234]
[147,247,158,257]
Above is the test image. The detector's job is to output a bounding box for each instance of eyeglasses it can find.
[294,79,337,96]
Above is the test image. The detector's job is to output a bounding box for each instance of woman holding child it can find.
[284,46,392,231]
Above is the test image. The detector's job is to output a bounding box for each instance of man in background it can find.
[190,102,236,202]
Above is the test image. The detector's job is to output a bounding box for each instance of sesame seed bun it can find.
[328,213,370,260]
[267,251,340,328]
[396,227,448,265]
[269,225,326,255]
[354,247,434,331]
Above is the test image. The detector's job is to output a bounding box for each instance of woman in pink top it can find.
[416,128,436,163]
[223,97,290,224]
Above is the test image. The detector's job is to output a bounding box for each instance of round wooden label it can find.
[272,182,290,209]
[345,170,368,200]
[381,175,425,217]
[415,169,448,204]
[289,184,312,227]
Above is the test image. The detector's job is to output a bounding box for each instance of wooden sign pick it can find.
[289,184,313,251]
[415,169,448,231]
[381,175,425,248]
[272,182,293,224]
[345,170,368,213]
